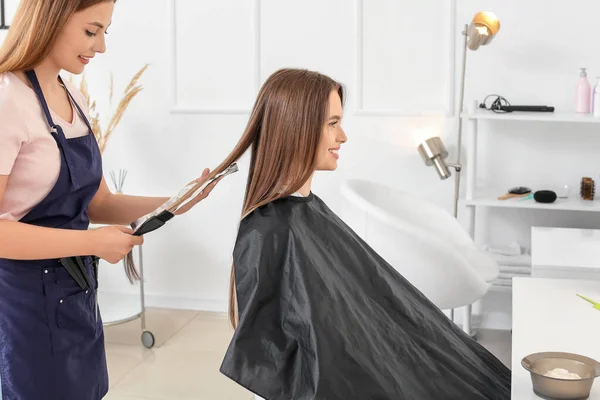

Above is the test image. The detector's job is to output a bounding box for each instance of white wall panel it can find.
[170,0,259,113]
[260,0,355,91]
[360,0,451,115]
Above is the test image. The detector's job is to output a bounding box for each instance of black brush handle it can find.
[133,210,175,236]
[59,257,88,290]
[75,256,93,289]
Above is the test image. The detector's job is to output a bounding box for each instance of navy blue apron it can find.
[0,70,107,399]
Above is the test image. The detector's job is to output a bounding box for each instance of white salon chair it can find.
[340,179,498,335]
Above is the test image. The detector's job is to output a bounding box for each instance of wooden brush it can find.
[498,186,531,200]
[581,177,595,201]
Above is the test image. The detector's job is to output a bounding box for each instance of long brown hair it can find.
[202,68,344,328]
[0,0,115,74]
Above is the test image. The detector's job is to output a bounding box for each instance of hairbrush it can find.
[498,186,531,200]
[581,177,595,201]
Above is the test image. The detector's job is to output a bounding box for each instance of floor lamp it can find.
[417,11,500,336]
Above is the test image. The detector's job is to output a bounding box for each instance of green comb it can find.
[577,294,600,311]
[519,193,534,201]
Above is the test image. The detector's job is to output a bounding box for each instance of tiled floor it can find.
[103,309,252,400]
[103,308,512,400]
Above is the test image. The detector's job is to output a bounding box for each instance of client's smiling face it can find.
[315,90,347,171]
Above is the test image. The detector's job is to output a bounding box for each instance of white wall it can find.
[3,1,600,329]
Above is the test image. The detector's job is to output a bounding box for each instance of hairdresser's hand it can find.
[173,168,223,216]
[88,226,144,264]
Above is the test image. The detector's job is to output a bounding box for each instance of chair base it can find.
[450,305,478,341]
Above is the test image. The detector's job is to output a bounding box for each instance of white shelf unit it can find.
[461,193,600,213]
[488,282,512,293]
[461,109,600,124]
[460,110,600,291]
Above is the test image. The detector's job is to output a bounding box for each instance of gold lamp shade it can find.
[467,11,500,50]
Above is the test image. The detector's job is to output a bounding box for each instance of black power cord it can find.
[479,95,511,113]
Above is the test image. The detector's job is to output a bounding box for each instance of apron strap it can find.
[24,70,94,136]
[58,75,94,134]
[24,70,57,129]
[24,69,95,190]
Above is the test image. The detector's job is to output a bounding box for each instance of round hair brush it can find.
[498,186,531,200]
[581,177,595,201]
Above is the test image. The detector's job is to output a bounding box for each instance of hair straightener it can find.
[479,95,555,113]
[496,105,554,112]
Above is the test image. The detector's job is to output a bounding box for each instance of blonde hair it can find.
[0,0,115,74]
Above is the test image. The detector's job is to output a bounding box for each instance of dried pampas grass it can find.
[74,64,149,153]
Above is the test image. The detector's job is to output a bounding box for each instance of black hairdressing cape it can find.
[220,193,510,400]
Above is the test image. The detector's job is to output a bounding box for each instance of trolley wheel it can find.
[141,330,155,348]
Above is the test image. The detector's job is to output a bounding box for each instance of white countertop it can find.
[531,227,600,270]
[512,277,600,399]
